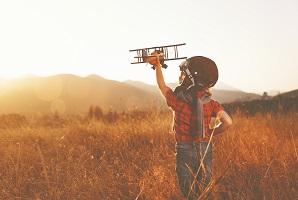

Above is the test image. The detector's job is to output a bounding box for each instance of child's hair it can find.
[174,83,212,96]
[190,84,212,97]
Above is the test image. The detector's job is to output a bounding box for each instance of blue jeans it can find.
[175,141,212,199]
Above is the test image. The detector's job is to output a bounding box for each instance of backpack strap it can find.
[176,91,211,139]
[197,96,211,138]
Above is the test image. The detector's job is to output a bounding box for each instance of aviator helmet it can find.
[179,56,218,88]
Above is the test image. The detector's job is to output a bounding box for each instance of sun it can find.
[0,68,32,79]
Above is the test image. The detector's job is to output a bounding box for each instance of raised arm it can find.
[146,52,170,98]
[155,64,171,98]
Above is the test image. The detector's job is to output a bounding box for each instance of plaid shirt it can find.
[166,89,223,142]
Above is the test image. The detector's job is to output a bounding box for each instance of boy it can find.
[147,52,232,199]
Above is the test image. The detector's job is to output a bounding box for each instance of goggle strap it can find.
[184,68,195,86]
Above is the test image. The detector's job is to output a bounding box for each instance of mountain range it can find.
[0,74,280,115]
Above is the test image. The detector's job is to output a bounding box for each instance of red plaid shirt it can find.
[166,89,223,142]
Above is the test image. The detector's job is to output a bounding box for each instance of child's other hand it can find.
[209,117,222,129]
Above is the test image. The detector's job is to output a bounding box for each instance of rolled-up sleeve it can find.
[212,101,224,114]
[166,89,177,109]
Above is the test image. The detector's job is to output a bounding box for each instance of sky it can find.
[0,0,297,93]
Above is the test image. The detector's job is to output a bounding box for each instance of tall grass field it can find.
[0,109,297,199]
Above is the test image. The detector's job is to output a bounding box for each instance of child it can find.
[147,52,232,199]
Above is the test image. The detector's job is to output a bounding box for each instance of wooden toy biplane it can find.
[129,43,187,70]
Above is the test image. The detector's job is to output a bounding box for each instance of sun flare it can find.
[0,69,28,79]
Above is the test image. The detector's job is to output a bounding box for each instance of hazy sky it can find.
[0,0,297,93]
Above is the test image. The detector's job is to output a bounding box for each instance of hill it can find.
[1,74,294,115]
[274,88,298,99]
[124,80,261,103]
[0,74,163,115]
[222,89,298,115]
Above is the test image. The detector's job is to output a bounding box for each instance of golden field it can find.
[0,109,297,200]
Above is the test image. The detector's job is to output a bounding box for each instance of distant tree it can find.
[94,106,103,120]
[262,92,270,100]
[105,109,113,122]
[113,110,118,121]
[88,106,94,119]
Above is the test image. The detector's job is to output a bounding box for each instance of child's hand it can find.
[209,117,222,129]
[145,51,161,67]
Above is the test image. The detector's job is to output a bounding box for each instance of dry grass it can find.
[0,110,297,199]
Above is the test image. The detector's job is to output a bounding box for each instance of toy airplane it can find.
[129,43,187,70]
